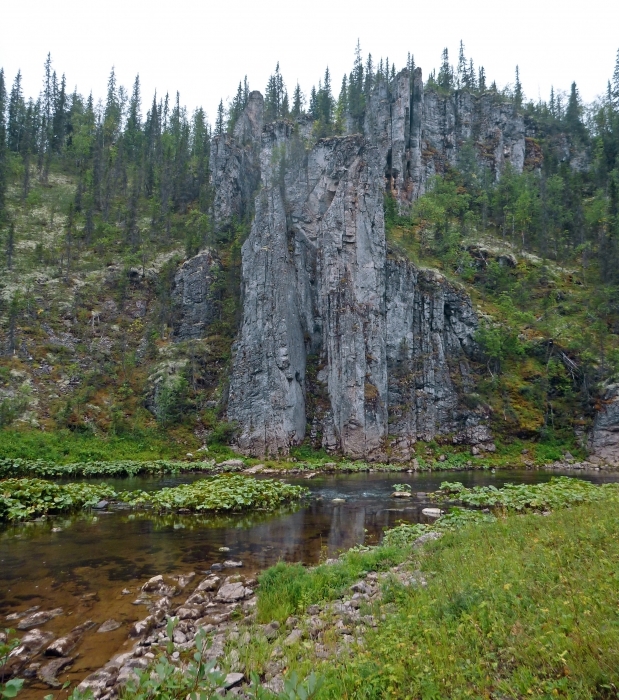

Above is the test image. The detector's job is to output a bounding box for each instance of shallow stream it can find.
[2,468,617,695]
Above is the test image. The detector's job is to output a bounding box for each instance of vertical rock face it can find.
[589,384,619,466]
[362,68,525,207]
[210,91,264,230]
[172,250,220,340]
[385,257,488,460]
[227,128,388,457]
[221,70,513,457]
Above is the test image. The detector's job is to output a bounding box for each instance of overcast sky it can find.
[2,0,618,124]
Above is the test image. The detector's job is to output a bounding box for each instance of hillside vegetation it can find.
[0,46,618,461]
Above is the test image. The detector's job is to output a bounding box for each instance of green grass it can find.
[247,477,619,698]
[257,546,408,623]
[321,503,619,699]
[0,428,203,462]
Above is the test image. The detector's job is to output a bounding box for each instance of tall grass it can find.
[322,504,619,698]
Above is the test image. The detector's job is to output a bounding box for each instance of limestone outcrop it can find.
[213,68,520,457]
[210,91,264,231]
[172,249,220,341]
[226,115,487,457]
[363,67,525,208]
[589,384,619,466]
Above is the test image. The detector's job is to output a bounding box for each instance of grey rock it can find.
[45,620,95,656]
[172,250,220,340]
[283,628,303,646]
[38,656,75,688]
[129,615,157,638]
[217,459,245,469]
[223,560,243,568]
[413,531,443,547]
[216,582,247,603]
[175,606,203,620]
[97,619,122,633]
[223,672,244,689]
[589,384,619,466]
[17,628,56,654]
[172,628,187,644]
[17,608,63,630]
[196,575,221,591]
[5,605,39,621]
[223,84,491,458]
[210,92,263,231]
[141,574,163,592]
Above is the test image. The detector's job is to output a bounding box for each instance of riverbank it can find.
[3,477,619,699]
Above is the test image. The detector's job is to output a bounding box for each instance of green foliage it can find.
[0,429,202,462]
[0,457,216,479]
[381,508,496,547]
[434,475,619,511]
[118,475,308,513]
[0,474,307,521]
[1,630,24,699]
[256,546,408,623]
[0,478,116,521]
[322,502,619,698]
[70,624,322,700]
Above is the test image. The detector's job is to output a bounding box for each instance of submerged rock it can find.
[97,619,122,633]
[45,620,95,657]
[38,656,75,688]
[17,608,63,630]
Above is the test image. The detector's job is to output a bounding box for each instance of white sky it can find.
[2,0,618,124]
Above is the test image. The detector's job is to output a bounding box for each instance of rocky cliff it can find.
[362,68,525,210]
[218,73,498,457]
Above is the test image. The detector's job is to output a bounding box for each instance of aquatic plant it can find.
[0,478,117,521]
[118,475,309,513]
[433,475,619,511]
[0,458,218,480]
[0,475,308,522]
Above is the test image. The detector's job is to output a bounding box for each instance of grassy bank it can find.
[0,428,204,463]
[320,502,619,698]
[249,481,619,699]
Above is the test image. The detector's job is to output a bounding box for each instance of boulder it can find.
[45,620,95,656]
[17,608,63,630]
[216,582,247,603]
[38,656,75,688]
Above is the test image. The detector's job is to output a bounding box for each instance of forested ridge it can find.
[0,43,619,461]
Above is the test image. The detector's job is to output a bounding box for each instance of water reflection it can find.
[2,468,619,691]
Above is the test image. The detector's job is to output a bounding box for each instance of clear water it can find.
[1,468,617,694]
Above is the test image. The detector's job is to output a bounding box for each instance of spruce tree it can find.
[215,100,225,136]
[438,48,452,91]
[456,41,467,89]
[612,48,619,109]
[264,63,286,121]
[7,70,25,152]
[291,82,304,118]
[0,69,7,224]
[514,66,523,109]
[566,81,586,140]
